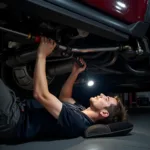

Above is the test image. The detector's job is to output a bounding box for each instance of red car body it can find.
[83,0,148,23]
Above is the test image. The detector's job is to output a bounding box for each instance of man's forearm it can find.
[59,72,78,98]
[33,55,49,97]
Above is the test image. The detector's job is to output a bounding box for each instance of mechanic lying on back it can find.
[0,37,127,141]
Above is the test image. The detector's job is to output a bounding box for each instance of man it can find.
[0,37,127,141]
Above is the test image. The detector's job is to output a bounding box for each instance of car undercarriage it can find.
[1,0,150,95]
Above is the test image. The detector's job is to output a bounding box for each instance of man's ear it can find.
[100,109,109,118]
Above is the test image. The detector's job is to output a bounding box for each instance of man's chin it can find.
[89,98,96,108]
[90,97,95,101]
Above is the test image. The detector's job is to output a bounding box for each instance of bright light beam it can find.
[87,80,94,87]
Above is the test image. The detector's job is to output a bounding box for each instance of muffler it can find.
[47,60,73,76]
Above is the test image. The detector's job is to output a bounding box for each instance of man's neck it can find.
[82,107,100,122]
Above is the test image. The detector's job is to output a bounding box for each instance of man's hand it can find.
[72,58,87,75]
[37,37,56,58]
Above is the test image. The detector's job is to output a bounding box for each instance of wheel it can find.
[0,62,54,98]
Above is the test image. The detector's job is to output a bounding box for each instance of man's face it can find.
[90,93,117,111]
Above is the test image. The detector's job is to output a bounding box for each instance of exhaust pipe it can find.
[72,47,120,53]
[58,45,120,53]
[6,46,124,67]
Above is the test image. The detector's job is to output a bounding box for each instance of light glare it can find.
[87,80,94,87]
[116,5,122,10]
[117,1,126,8]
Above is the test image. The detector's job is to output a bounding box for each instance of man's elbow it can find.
[33,91,47,101]
[33,91,39,99]
[33,85,39,98]
[33,92,42,101]
[33,85,49,98]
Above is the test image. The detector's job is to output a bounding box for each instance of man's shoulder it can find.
[57,103,93,137]
[58,102,93,127]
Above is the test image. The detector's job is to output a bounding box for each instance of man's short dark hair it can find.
[97,96,127,124]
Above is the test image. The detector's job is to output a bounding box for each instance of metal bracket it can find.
[136,40,143,55]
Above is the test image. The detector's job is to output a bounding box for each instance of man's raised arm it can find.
[33,37,62,119]
[59,58,86,104]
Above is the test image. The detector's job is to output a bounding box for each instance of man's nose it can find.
[100,93,104,97]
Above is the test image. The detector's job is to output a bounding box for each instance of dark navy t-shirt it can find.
[17,101,94,139]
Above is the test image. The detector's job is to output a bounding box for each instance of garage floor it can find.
[0,109,150,150]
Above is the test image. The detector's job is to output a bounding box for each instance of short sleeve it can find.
[57,103,90,137]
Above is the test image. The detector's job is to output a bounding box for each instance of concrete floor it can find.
[0,109,150,150]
